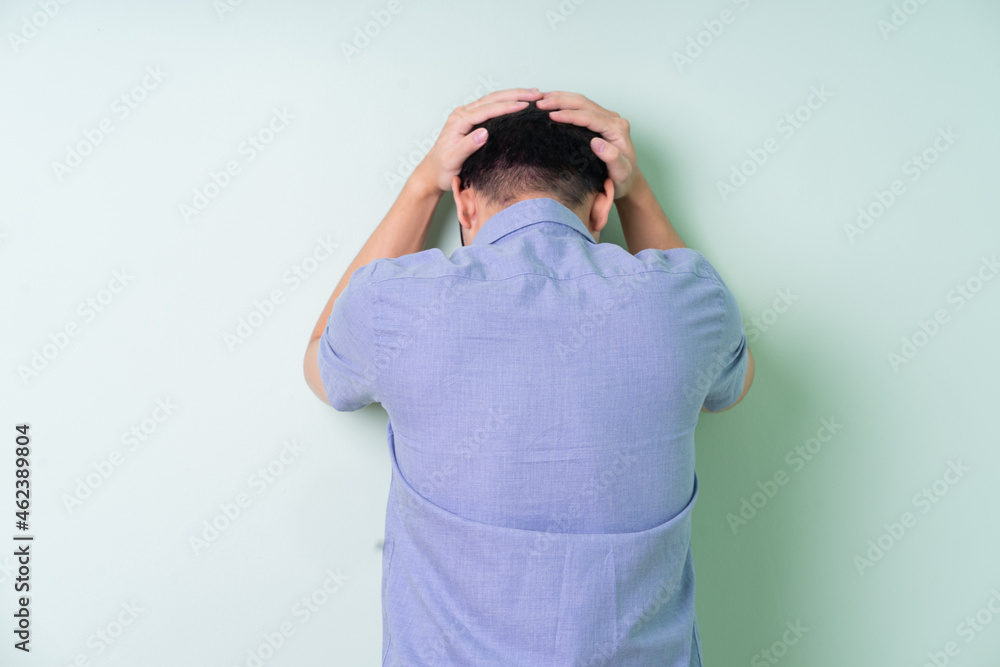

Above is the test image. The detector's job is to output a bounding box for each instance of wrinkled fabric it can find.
[318,197,749,666]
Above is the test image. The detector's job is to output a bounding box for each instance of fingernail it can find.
[594,138,606,153]
[474,128,487,144]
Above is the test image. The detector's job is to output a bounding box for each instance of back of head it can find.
[458,101,609,211]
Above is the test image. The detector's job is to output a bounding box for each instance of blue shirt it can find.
[318,197,749,666]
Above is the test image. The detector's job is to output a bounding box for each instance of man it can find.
[303,89,753,666]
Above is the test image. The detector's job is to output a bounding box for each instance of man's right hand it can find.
[412,88,544,196]
[535,91,639,200]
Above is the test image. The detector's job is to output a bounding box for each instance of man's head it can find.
[452,100,614,245]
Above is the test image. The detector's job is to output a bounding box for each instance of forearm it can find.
[307,169,442,342]
[615,170,686,253]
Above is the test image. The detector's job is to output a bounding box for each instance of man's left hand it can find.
[411,88,545,195]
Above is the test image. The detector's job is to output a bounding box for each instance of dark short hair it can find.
[458,101,609,210]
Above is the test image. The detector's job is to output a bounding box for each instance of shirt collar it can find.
[470,197,595,246]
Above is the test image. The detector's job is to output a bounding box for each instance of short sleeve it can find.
[701,270,749,413]
[318,262,380,411]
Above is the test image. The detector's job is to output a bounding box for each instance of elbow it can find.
[702,348,755,414]
[303,338,330,405]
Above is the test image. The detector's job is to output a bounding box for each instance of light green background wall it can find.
[3,0,998,665]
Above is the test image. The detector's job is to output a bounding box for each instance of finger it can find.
[535,90,596,111]
[448,126,490,169]
[464,88,543,110]
[450,99,532,134]
[589,137,631,184]
[545,107,625,142]
[591,136,622,165]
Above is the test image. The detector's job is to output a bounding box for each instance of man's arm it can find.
[701,348,754,413]
[614,169,686,253]
[536,92,686,253]
[303,174,441,403]
[303,88,545,405]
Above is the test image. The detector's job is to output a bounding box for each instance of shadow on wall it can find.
[608,137,814,662]
[692,345,816,664]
